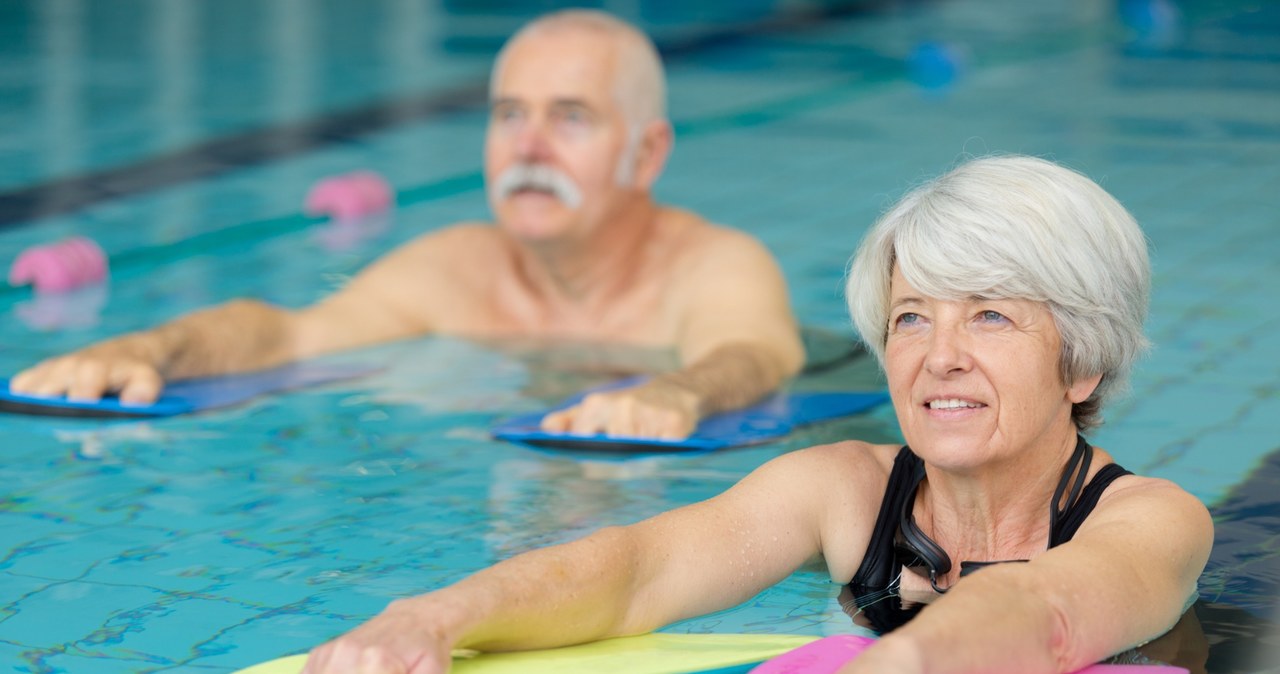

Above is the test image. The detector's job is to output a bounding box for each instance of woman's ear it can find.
[1067,372,1104,404]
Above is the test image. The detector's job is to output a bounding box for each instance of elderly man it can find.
[10,10,804,440]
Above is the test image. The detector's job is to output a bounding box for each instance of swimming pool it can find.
[1,1,1277,672]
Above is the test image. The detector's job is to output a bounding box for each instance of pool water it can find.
[1,1,1277,672]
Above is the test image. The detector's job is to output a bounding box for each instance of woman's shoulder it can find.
[1084,465,1213,550]
[804,438,902,459]
[1096,471,1210,512]
[761,441,903,581]
[760,440,901,485]
[1092,447,1203,503]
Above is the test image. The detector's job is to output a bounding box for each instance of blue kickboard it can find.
[0,362,378,419]
[491,387,890,454]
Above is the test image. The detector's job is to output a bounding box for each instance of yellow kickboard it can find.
[233,632,821,674]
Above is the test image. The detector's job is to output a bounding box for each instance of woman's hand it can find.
[301,597,456,674]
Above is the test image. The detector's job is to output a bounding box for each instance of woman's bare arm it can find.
[302,443,882,674]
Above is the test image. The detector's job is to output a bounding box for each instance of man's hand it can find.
[302,598,454,674]
[539,378,701,440]
[8,299,313,406]
[9,344,165,404]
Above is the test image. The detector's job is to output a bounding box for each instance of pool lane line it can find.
[0,20,1114,306]
[0,79,488,231]
[0,173,488,311]
[0,1,905,230]
[0,63,903,304]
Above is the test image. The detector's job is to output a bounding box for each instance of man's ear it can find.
[631,119,674,191]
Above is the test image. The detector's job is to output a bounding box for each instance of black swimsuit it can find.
[844,439,1132,633]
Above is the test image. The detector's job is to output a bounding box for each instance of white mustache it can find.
[491,163,583,209]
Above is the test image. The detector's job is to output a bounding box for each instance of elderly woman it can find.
[303,156,1212,674]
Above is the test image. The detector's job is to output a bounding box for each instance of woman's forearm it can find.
[447,527,651,651]
[303,525,654,674]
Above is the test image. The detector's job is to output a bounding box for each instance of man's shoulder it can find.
[656,206,778,267]
[360,222,509,288]
[418,221,504,247]
[393,222,507,261]
[659,206,761,243]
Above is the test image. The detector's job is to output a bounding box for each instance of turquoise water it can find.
[0,1,1277,672]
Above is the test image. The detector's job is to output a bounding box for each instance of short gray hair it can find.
[491,10,667,130]
[845,155,1150,430]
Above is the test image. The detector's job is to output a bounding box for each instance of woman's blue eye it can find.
[896,312,920,326]
[980,310,1006,322]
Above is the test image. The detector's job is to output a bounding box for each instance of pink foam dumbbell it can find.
[8,236,109,293]
[304,170,394,221]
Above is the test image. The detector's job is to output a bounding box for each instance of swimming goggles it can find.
[894,435,1092,594]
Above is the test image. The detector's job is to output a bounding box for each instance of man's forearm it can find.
[657,342,795,418]
[126,299,299,379]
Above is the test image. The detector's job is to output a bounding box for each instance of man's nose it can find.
[514,118,553,162]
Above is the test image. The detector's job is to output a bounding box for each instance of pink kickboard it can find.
[749,635,1188,674]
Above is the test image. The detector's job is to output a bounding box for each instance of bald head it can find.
[491,10,667,131]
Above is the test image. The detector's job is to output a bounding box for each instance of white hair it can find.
[845,155,1151,430]
[490,10,668,130]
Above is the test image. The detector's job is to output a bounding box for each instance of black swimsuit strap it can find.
[897,436,1097,593]
[846,440,1131,633]
[1049,462,1133,547]
[846,447,927,632]
[1050,435,1093,535]
[849,446,924,593]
